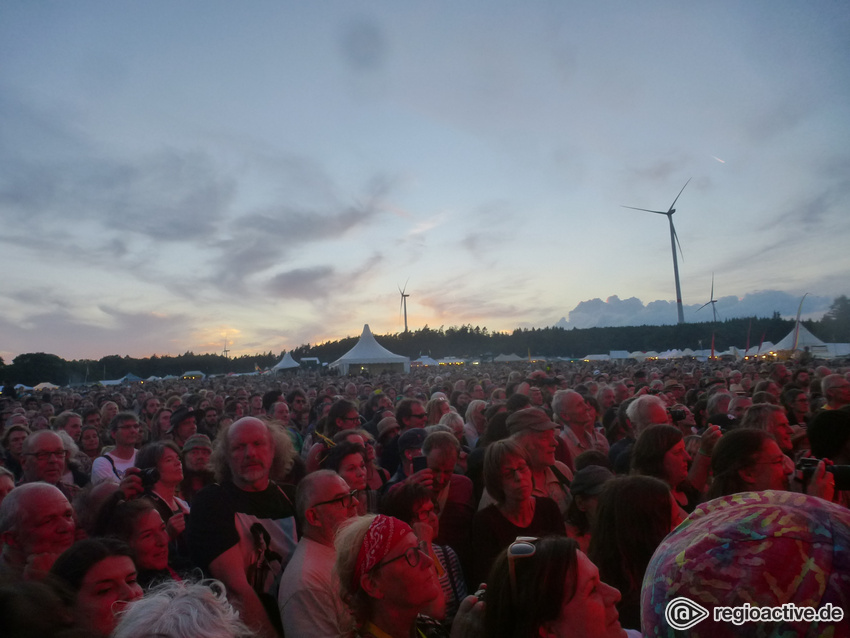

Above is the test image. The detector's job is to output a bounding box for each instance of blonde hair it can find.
[334,514,378,623]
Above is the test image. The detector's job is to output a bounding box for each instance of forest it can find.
[3,296,849,387]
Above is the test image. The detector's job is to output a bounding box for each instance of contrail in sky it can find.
[711,155,725,163]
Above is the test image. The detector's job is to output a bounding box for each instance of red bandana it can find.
[352,515,412,590]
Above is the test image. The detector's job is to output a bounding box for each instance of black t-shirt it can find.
[189,480,298,600]
[471,496,565,585]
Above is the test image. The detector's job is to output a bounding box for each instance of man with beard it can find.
[189,417,297,638]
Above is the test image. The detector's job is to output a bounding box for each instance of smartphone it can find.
[412,455,428,473]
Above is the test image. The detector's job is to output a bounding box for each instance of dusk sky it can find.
[2,1,849,361]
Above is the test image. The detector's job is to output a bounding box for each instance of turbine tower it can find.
[398,280,410,333]
[623,179,691,324]
[697,273,719,322]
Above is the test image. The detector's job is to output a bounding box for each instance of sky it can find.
[1,1,849,362]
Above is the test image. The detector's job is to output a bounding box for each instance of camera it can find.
[139,467,160,487]
[796,458,850,491]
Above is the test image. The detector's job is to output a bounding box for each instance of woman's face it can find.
[338,453,368,491]
[545,551,625,638]
[75,556,143,637]
[337,410,361,432]
[411,498,440,537]
[157,447,184,485]
[130,510,170,571]
[372,531,440,609]
[158,410,173,430]
[662,440,691,488]
[80,428,101,452]
[501,454,533,504]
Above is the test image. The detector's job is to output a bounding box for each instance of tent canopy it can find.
[329,324,410,375]
[774,324,826,351]
[273,352,301,370]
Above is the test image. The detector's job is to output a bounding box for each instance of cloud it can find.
[552,291,832,330]
[266,253,383,301]
[0,306,194,361]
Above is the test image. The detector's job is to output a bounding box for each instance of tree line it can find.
[3,296,849,387]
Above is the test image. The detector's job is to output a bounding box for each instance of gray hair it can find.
[112,579,254,638]
[0,482,63,535]
[211,418,294,484]
[295,470,339,528]
[53,411,81,432]
[626,395,667,436]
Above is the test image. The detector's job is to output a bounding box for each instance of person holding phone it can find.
[381,428,429,494]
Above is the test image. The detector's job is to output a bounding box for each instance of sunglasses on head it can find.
[508,536,538,601]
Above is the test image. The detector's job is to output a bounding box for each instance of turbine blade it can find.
[712,304,717,323]
[697,301,711,311]
[401,277,409,296]
[668,178,691,213]
[622,205,668,215]
[710,273,715,300]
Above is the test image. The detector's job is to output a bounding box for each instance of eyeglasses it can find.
[410,412,427,419]
[342,416,361,423]
[373,541,430,571]
[508,536,538,602]
[24,450,69,461]
[312,490,358,509]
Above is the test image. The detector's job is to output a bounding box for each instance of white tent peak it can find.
[774,323,825,350]
[273,351,300,370]
[329,324,410,374]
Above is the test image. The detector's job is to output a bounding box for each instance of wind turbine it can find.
[623,178,691,324]
[398,280,410,333]
[222,334,230,358]
[697,273,719,322]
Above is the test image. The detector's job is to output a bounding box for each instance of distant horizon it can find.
[3,289,836,362]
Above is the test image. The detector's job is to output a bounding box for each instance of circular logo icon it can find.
[665,597,709,630]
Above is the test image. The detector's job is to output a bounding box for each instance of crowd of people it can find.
[1,358,850,637]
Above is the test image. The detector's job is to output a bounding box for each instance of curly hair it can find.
[210,418,294,484]
[112,579,254,638]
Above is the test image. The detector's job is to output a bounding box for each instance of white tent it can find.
[412,356,439,366]
[493,353,524,362]
[329,324,410,375]
[33,382,59,390]
[273,352,301,371]
[774,324,826,351]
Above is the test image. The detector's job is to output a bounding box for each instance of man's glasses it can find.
[410,412,427,419]
[508,536,538,601]
[373,541,430,571]
[312,490,358,509]
[24,450,69,461]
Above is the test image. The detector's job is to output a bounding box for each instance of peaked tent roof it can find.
[273,352,301,370]
[329,325,410,373]
[774,324,826,351]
